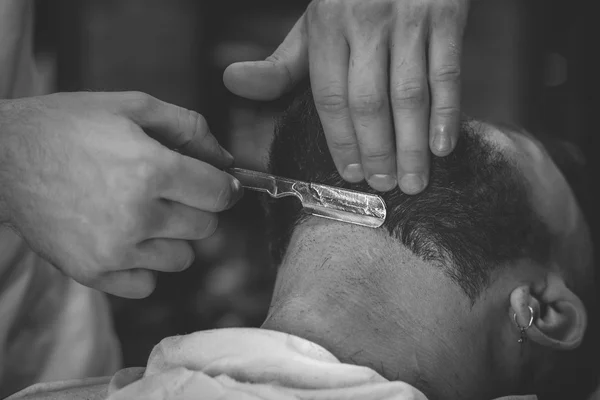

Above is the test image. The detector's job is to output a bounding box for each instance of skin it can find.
[1,1,244,299]
[2,0,469,299]
[260,122,592,400]
[224,0,471,194]
[0,92,243,299]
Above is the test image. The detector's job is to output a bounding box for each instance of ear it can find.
[510,272,587,350]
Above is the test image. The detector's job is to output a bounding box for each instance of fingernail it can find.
[399,174,425,195]
[433,128,452,154]
[367,174,397,192]
[343,163,365,182]
[222,148,235,164]
[229,177,244,207]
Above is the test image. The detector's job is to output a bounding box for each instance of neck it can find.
[264,220,530,399]
[263,223,461,398]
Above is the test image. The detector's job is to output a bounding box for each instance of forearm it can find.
[0,0,36,99]
[1,101,8,224]
[0,99,18,225]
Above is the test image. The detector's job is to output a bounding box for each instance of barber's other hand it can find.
[0,92,242,298]
[224,0,470,194]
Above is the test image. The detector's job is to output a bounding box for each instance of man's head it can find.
[260,88,597,400]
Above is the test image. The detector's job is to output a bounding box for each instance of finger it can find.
[348,37,396,191]
[132,238,196,273]
[390,24,430,195]
[428,5,467,157]
[308,7,362,183]
[116,91,234,169]
[94,269,158,299]
[149,200,219,241]
[223,13,308,100]
[160,155,244,212]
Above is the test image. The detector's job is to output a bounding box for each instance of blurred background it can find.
[30,0,596,367]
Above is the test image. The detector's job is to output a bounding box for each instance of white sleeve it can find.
[0,227,122,398]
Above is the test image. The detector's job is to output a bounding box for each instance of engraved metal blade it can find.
[228,168,386,228]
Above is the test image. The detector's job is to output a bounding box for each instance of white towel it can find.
[105,327,428,400]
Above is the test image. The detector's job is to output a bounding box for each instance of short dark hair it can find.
[265,88,554,303]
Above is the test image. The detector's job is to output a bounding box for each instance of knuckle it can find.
[124,91,153,111]
[117,160,163,211]
[189,110,209,143]
[402,2,428,26]
[433,104,460,120]
[309,0,344,24]
[136,159,162,186]
[264,53,296,91]
[398,146,427,164]
[175,108,206,150]
[431,65,461,85]
[314,88,348,114]
[362,147,394,163]
[328,137,359,153]
[435,0,462,21]
[391,79,427,110]
[265,47,293,67]
[351,0,395,26]
[349,92,387,117]
[192,112,210,144]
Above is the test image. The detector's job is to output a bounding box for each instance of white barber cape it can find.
[6,327,539,400]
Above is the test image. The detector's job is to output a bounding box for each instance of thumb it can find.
[223,13,308,101]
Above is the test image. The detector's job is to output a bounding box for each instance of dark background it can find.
[30,0,596,367]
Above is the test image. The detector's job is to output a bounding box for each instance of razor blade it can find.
[228,168,386,228]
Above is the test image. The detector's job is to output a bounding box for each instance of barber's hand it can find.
[0,92,242,298]
[224,0,470,194]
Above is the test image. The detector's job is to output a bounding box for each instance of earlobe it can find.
[509,273,587,350]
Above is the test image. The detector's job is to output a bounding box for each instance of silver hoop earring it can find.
[513,306,534,344]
